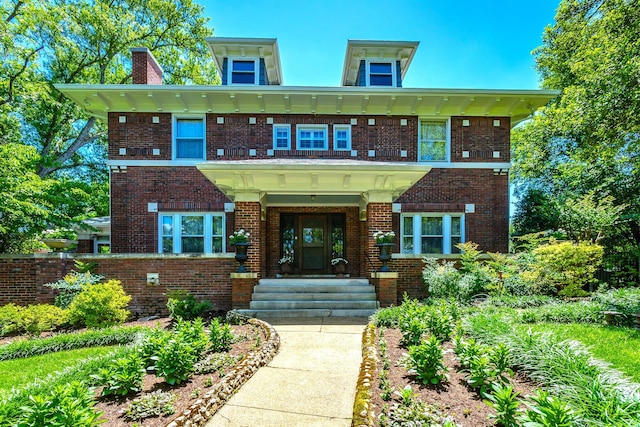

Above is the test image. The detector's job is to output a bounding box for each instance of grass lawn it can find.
[0,346,115,398]
[519,323,640,383]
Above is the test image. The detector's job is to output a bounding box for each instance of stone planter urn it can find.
[376,243,394,272]
[233,243,250,273]
[280,262,293,275]
[333,260,347,277]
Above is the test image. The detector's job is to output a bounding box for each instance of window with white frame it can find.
[367,61,395,86]
[273,124,291,150]
[174,116,205,160]
[229,58,258,85]
[419,119,449,162]
[333,125,351,150]
[297,125,328,150]
[159,213,225,254]
[401,214,464,254]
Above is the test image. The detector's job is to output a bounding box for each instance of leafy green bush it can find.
[519,301,604,324]
[166,289,212,320]
[67,279,131,328]
[174,317,209,359]
[140,328,171,368]
[518,389,578,427]
[151,337,197,385]
[0,304,23,337]
[592,287,640,316]
[17,381,102,426]
[209,318,234,353]
[0,325,150,361]
[403,335,448,385]
[43,271,103,308]
[399,316,428,347]
[522,240,604,297]
[91,353,146,396]
[485,294,557,309]
[422,257,475,303]
[125,390,176,421]
[371,305,405,328]
[485,383,520,427]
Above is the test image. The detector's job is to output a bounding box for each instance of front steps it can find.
[236,278,379,318]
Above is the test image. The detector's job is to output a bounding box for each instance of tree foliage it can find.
[0,0,218,252]
[512,0,640,281]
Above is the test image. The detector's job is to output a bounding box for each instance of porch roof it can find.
[196,159,430,205]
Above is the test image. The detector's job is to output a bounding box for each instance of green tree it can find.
[512,0,640,282]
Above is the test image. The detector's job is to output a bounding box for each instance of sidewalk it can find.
[206,317,368,427]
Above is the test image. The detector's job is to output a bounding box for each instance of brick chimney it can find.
[130,47,163,84]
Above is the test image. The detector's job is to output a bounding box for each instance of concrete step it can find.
[254,285,375,294]
[236,308,377,318]
[258,278,370,287]
[249,300,378,310]
[251,292,376,301]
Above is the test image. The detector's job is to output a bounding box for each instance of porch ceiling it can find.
[196,159,430,203]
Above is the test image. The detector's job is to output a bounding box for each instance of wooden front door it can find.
[300,215,327,273]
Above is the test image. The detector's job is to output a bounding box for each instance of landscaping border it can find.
[352,322,377,427]
[166,318,280,427]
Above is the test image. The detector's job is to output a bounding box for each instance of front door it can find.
[300,216,326,273]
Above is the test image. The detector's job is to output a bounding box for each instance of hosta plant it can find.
[125,390,176,421]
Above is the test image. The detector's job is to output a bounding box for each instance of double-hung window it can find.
[333,125,351,150]
[229,58,258,85]
[367,61,395,86]
[297,125,328,150]
[419,119,449,162]
[273,124,291,150]
[159,213,225,254]
[174,116,205,160]
[401,214,464,254]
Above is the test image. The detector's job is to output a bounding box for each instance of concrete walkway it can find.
[206,317,368,427]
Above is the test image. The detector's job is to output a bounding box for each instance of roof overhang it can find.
[55,84,558,126]
[196,159,430,206]
[342,40,419,86]
[206,37,282,85]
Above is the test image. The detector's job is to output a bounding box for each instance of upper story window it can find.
[367,61,396,86]
[159,213,225,254]
[333,125,351,150]
[229,58,258,85]
[401,213,464,254]
[297,125,328,150]
[174,116,205,160]
[419,119,449,162]
[273,124,291,150]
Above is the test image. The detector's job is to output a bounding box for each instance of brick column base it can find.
[231,272,258,309]
[371,272,398,307]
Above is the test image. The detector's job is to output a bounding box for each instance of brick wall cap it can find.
[371,272,399,279]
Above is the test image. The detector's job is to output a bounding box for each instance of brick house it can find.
[56,37,555,315]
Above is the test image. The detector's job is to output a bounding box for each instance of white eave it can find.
[206,37,283,85]
[341,39,420,86]
[54,84,558,126]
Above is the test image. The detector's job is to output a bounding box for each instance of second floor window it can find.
[174,117,205,160]
[333,125,351,150]
[419,119,449,162]
[230,59,258,84]
[273,125,291,150]
[297,125,328,150]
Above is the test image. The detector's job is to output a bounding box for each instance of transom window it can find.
[174,116,205,160]
[229,58,258,85]
[401,214,464,254]
[333,125,351,150]
[273,124,291,150]
[419,119,449,162]
[159,213,225,254]
[367,61,395,86]
[297,125,328,150]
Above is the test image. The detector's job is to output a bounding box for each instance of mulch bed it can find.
[369,328,537,426]
[94,321,265,427]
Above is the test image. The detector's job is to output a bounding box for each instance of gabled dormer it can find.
[206,37,283,86]
[341,40,419,87]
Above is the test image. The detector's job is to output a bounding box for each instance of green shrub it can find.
[91,352,146,396]
[485,383,520,427]
[166,289,212,320]
[125,390,176,421]
[524,240,604,297]
[403,335,448,385]
[209,318,234,353]
[485,294,557,309]
[67,279,131,328]
[0,304,23,337]
[174,317,209,359]
[0,325,150,361]
[16,381,102,426]
[518,389,578,427]
[140,328,171,368]
[371,305,404,328]
[592,287,640,317]
[18,304,68,337]
[422,258,475,303]
[43,271,103,308]
[519,301,604,324]
[151,337,197,385]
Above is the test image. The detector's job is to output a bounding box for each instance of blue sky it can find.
[200,0,560,89]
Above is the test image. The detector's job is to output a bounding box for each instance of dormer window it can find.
[229,58,258,84]
[367,61,396,86]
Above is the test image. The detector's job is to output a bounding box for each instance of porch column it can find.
[233,193,263,277]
